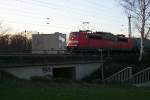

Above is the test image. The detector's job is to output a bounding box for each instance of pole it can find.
[128,16,132,38]
[100,49,104,81]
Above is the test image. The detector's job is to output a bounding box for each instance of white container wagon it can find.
[32,32,66,54]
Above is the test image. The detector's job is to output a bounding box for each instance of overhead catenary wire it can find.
[0,0,128,28]
[0,0,126,24]
[6,20,72,30]
[0,0,128,34]
[14,0,125,23]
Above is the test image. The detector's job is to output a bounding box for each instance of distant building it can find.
[32,32,66,54]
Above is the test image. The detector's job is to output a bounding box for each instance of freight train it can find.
[67,30,150,53]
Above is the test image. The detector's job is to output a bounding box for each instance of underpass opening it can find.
[53,67,76,80]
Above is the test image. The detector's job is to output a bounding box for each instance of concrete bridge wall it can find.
[2,62,101,80]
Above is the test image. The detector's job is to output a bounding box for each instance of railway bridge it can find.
[0,53,103,80]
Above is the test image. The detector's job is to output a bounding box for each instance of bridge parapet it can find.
[0,54,100,68]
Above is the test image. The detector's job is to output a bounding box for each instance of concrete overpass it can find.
[0,53,102,80]
[0,53,101,68]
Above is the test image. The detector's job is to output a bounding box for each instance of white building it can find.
[32,32,66,54]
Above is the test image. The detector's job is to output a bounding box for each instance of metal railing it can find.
[104,67,132,83]
[128,67,150,84]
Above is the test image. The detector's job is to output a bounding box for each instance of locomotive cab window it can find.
[117,38,128,42]
[88,35,102,40]
[70,32,79,37]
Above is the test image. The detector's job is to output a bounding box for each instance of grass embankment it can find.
[0,71,150,100]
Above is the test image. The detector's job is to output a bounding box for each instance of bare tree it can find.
[0,22,11,36]
[0,21,31,53]
[9,33,31,52]
[0,34,11,51]
[120,0,150,61]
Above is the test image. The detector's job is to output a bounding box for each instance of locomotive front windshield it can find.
[70,32,79,37]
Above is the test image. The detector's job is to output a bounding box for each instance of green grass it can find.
[0,71,150,100]
[1,80,150,100]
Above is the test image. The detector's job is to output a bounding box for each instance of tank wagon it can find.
[132,38,150,52]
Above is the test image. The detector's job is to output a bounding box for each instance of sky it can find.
[0,0,134,36]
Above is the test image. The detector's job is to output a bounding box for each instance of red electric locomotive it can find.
[67,30,133,52]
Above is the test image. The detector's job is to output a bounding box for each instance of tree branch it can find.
[144,27,150,39]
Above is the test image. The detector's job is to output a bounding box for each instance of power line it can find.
[6,20,72,29]
[32,0,124,21]
[0,1,50,19]
[0,0,128,33]
[0,0,126,24]
[33,0,109,12]
[15,0,125,22]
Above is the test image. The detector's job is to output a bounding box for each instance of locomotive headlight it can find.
[69,40,79,43]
